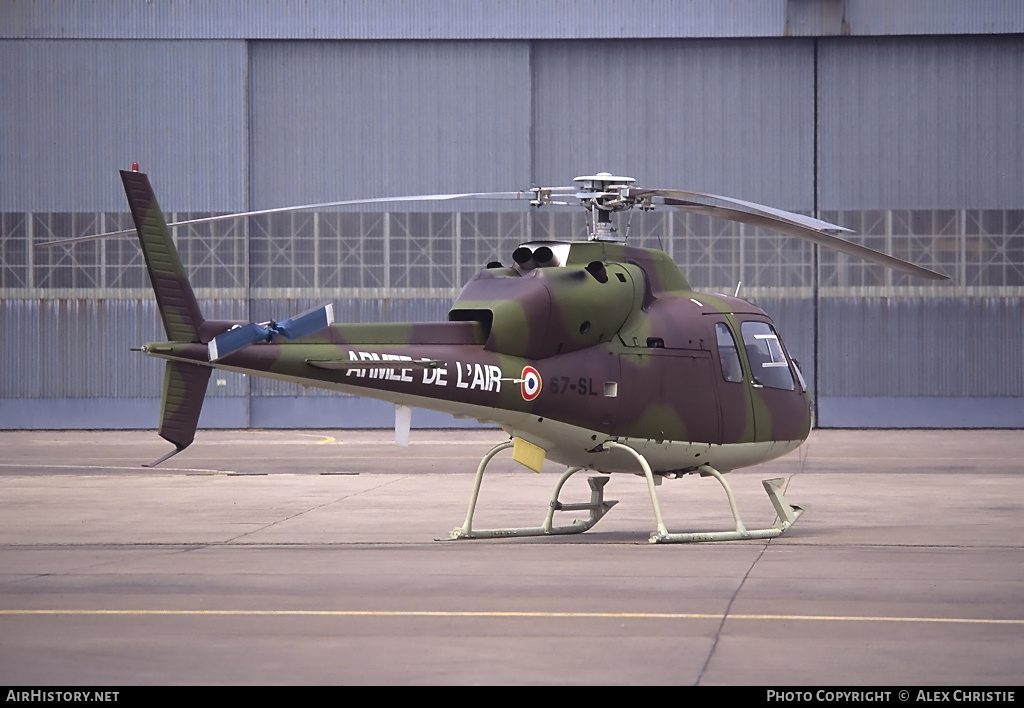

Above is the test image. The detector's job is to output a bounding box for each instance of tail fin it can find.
[145,361,212,467]
[122,169,210,466]
[120,169,205,342]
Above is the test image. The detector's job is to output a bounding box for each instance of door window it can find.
[715,323,744,383]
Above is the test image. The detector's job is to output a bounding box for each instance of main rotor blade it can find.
[36,189,561,248]
[36,227,139,248]
[629,187,852,234]
[630,188,949,281]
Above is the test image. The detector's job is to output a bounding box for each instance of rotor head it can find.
[571,173,638,241]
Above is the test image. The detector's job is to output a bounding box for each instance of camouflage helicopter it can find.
[113,167,947,543]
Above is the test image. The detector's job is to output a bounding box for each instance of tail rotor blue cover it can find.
[208,304,334,362]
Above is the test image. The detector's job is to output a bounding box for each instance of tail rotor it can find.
[208,304,335,362]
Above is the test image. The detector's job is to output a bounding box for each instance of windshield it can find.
[740,321,794,390]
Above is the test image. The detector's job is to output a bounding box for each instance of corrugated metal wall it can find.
[530,39,815,206]
[820,297,1023,398]
[818,35,1024,210]
[0,1,790,40]
[250,41,532,205]
[5,1,1022,40]
[2,9,1022,430]
[0,41,249,212]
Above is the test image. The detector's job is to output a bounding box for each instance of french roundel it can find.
[520,366,542,401]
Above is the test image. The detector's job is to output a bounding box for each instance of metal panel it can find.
[818,297,1024,398]
[0,299,162,399]
[0,41,248,212]
[4,1,1021,40]
[531,39,816,209]
[818,36,1024,210]
[842,0,1024,36]
[817,396,1024,428]
[249,41,531,208]
[787,0,1024,37]
[1,1,786,40]
[0,398,249,431]
[0,299,250,402]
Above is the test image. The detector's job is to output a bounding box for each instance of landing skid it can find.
[603,441,805,543]
[449,440,618,540]
[449,438,804,543]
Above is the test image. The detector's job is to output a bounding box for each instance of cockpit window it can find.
[740,321,795,390]
[715,323,744,383]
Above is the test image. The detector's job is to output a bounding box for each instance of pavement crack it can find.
[695,543,770,686]
[221,476,409,544]
[695,446,807,685]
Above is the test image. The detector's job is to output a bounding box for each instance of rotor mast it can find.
[572,173,637,241]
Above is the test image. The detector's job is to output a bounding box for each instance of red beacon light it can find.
[132,162,139,172]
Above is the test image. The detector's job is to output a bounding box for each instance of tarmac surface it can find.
[1,428,1022,686]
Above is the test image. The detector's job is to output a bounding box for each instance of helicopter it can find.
[109,167,947,544]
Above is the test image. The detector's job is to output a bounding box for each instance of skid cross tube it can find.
[601,441,805,543]
[450,440,617,540]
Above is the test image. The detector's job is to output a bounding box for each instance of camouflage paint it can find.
[121,170,205,343]
[126,170,813,474]
[156,360,211,450]
[122,170,217,451]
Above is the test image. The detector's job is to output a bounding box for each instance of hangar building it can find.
[2,1,1022,429]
